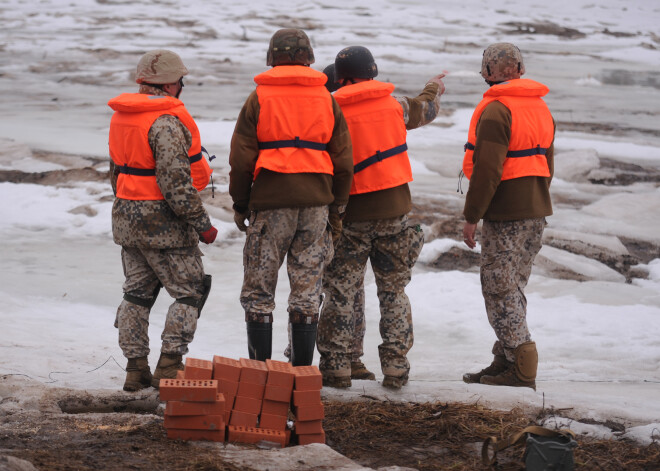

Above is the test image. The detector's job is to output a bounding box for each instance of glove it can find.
[200,226,218,244]
[329,212,342,244]
[234,209,249,232]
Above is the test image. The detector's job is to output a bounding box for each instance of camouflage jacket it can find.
[344,81,442,223]
[110,85,212,249]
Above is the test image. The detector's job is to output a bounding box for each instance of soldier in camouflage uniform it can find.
[317,46,446,389]
[461,43,555,390]
[108,50,217,392]
[229,29,353,366]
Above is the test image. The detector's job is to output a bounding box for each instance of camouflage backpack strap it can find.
[481,425,576,466]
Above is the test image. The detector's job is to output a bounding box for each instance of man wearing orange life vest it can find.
[461,43,555,390]
[316,46,446,389]
[108,50,217,392]
[229,29,353,366]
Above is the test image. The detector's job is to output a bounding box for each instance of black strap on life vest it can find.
[464,142,548,158]
[354,143,408,174]
[118,146,213,176]
[257,136,327,151]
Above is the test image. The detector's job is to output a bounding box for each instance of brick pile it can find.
[159,356,326,447]
[292,365,325,445]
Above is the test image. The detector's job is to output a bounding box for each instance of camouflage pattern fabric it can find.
[480,218,545,362]
[350,280,366,362]
[240,206,333,324]
[395,82,442,130]
[481,42,526,82]
[110,85,212,249]
[116,245,205,358]
[317,215,424,378]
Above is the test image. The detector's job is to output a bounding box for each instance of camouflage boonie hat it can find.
[135,49,188,84]
[267,28,315,66]
[481,43,525,82]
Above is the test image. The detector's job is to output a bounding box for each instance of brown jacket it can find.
[344,82,442,222]
[463,101,554,224]
[229,87,353,213]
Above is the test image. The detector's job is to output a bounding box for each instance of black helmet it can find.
[334,46,378,80]
[322,63,341,92]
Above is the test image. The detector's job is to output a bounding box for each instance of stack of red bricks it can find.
[161,358,225,442]
[159,356,325,447]
[292,365,325,445]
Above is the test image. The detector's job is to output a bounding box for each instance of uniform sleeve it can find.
[149,115,212,233]
[326,97,354,209]
[228,91,260,212]
[109,160,118,196]
[462,101,511,224]
[395,82,442,130]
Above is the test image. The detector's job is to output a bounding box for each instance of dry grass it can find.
[322,400,660,470]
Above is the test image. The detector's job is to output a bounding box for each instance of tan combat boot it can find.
[382,372,409,390]
[322,374,352,389]
[151,353,184,389]
[480,341,538,390]
[463,354,510,384]
[351,360,376,380]
[123,357,152,392]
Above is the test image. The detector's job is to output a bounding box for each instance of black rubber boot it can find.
[290,323,317,366]
[247,322,272,361]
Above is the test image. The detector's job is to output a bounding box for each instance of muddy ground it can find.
[1,385,659,471]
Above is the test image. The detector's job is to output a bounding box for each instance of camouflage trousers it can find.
[240,206,333,324]
[480,218,545,362]
[317,215,424,378]
[115,245,205,359]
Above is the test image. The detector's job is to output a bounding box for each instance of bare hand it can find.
[462,222,477,249]
[428,72,446,96]
[234,210,249,232]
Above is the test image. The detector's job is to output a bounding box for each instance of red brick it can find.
[237,380,265,400]
[224,394,236,411]
[294,419,323,435]
[163,414,224,431]
[175,370,185,380]
[233,395,262,415]
[165,394,225,416]
[229,410,258,428]
[217,378,239,397]
[261,399,290,417]
[259,412,287,431]
[265,359,295,388]
[239,358,268,385]
[263,383,293,403]
[293,365,322,391]
[212,355,241,382]
[184,357,213,380]
[167,428,225,442]
[224,409,231,424]
[159,379,218,402]
[227,425,286,448]
[292,389,321,406]
[297,431,325,445]
[294,403,324,421]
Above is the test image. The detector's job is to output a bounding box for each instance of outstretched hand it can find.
[428,72,447,96]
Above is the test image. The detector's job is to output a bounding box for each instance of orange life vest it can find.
[462,79,553,181]
[253,66,335,179]
[333,80,411,195]
[108,93,212,200]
